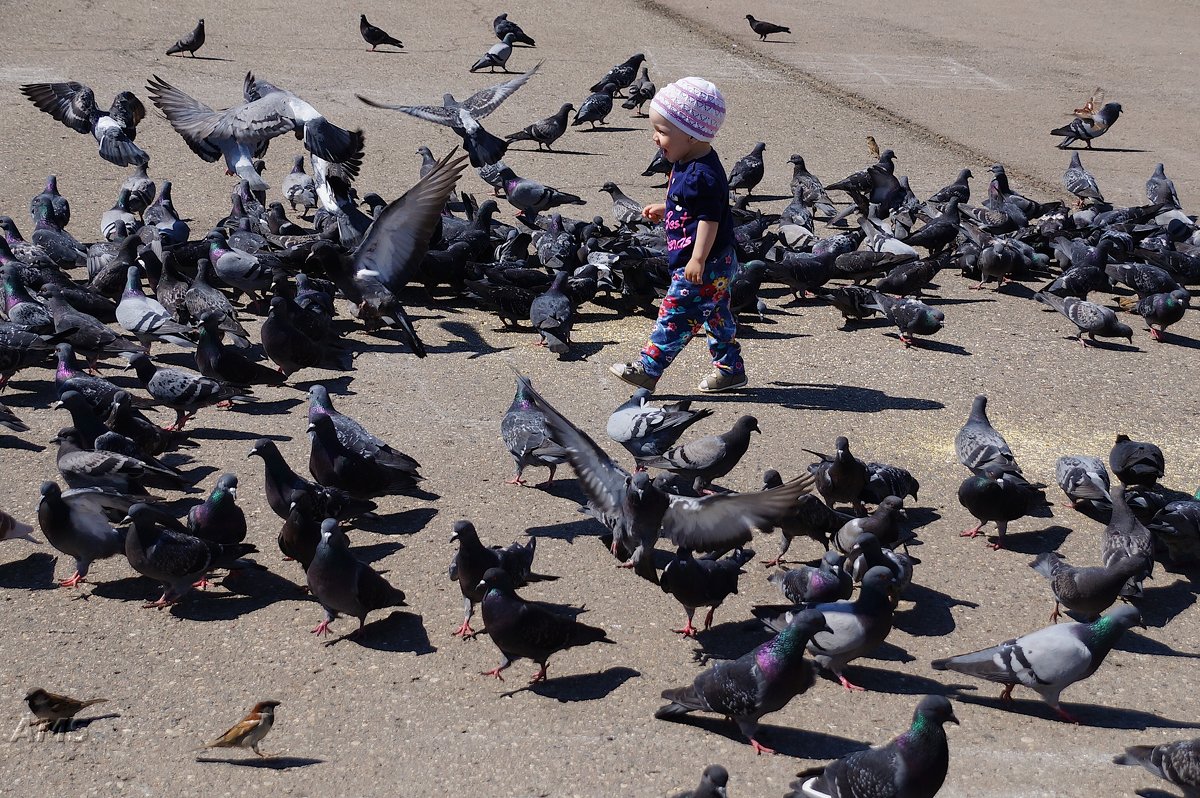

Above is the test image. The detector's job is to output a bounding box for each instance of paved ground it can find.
[0,1,1197,796]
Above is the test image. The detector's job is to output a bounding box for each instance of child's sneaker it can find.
[609,362,658,391]
[698,369,747,393]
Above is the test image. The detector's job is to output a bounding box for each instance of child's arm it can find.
[642,202,666,222]
[684,220,719,283]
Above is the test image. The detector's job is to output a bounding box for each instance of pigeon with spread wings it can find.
[20,82,148,167]
[146,72,364,191]
[356,63,541,167]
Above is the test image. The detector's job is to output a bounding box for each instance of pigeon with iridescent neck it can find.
[500,375,567,486]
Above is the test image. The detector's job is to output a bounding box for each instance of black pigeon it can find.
[529,270,574,354]
[307,520,407,638]
[1051,101,1122,149]
[769,550,853,605]
[307,414,424,500]
[572,84,616,128]
[478,567,612,682]
[862,462,920,504]
[501,375,568,486]
[278,500,321,571]
[448,520,556,638]
[1113,738,1200,797]
[660,547,753,637]
[166,19,205,56]
[590,54,645,96]
[36,481,131,588]
[606,389,712,469]
[927,168,972,204]
[123,502,256,608]
[187,474,246,545]
[505,103,573,150]
[260,296,328,377]
[790,695,958,798]
[20,82,148,167]
[621,68,655,116]
[958,464,1045,551]
[1109,434,1164,487]
[194,313,285,388]
[745,14,791,40]
[640,416,761,494]
[307,384,422,475]
[656,609,829,754]
[1101,485,1154,597]
[1133,289,1190,342]
[673,765,729,798]
[493,13,535,46]
[728,143,766,194]
[832,496,907,553]
[53,426,188,494]
[1030,551,1149,623]
[248,438,377,522]
[762,470,853,565]
[805,436,869,514]
[866,292,943,347]
[359,15,403,51]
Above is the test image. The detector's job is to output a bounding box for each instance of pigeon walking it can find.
[867,292,944,347]
[359,14,403,51]
[1114,738,1200,797]
[448,520,556,638]
[656,609,830,754]
[958,464,1046,550]
[606,390,712,470]
[931,604,1143,722]
[500,376,568,486]
[470,34,517,73]
[126,353,246,431]
[307,520,407,637]
[640,416,761,494]
[599,182,644,227]
[745,14,791,40]
[728,143,767,195]
[166,19,205,56]
[1035,292,1133,347]
[590,54,645,97]
[505,103,574,150]
[20,82,148,167]
[572,84,616,129]
[660,547,753,637]
[36,481,131,588]
[955,394,1020,476]
[621,68,655,116]
[1051,101,1122,149]
[493,13,535,46]
[1030,551,1149,623]
[498,167,585,219]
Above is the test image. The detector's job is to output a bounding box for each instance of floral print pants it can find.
[639,248,745,378]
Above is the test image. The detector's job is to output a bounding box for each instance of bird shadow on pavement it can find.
[887,335,972,356]
[196,755,324,768]
[865,641,917,664]
[1064,146,1149,154]
[432,320,514,359]
[348,540,405,565]
[0,552,59,590]
[657,714,868,760]
[185,427,289,442]
[508,148,600,157]
[826,665,958,697]
[355,506,439,536]
[736,327,808,342]
[690,619,771,662]
[1133,790,1179,798]
[327,610,436,654]
[996,524,1072,554]
[558,340,619,361]
[171,54,234,62]
[1135,579,1198,629]
[894,582,979,637]
[577,126,641,133]
[0,435,42,452]
[529,479,588,507]
[526,517,602,544]
[229,397,306,417]
[948,692,1200,730]
[904,507,943,533]
[499,666,640,701]
[1116,629,1200,660]
[667,381,945,413]
[923,296,998,307]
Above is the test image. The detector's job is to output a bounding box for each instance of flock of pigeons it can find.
[2,8,1199,797]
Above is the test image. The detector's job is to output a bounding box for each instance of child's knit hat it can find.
[649,77,726,142]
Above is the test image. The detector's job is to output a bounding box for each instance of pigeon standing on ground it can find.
[805,436,869,514]
[590,54,645,97]
[357,65,540,168]
[1030,551,1149,622]
[493,13,535,46]
[505,103,574,150]
[470,34,517,73]
[955,394,1020,476]
[20,82,148,167]
[790,695,958,798]
[1035,292,1133,347]
[621,68,655,116]
[528,270,574,354]
[867,292,944,347]
[36,481,131,587]
[1063,152,1104,203]
[1109,434,1165,487]
[958,464,1045,550]
[282,155,317,215]
[605,390,712,470]
[1114,738,1200,797]
[126,353,246,431]
[1101,486,1154,596]
[931,604,1143,723]
[166,19,205,56]
[498,168,585,219]
[655,609,830,754]
[573,84,616,129]
[660,547,754,637]
[1145,163,1181,209]
[359,14,403,51]
[928,168,973,204]
[1055,455,1111,511]
[832,496,907,552]
[477,567,612,682]
[769,550,853,605]
[641,416,761,494]
[116,266,195,351]
[500,376,568,486]
[307,520,407,637]
[448,520,555,638]
[599,182,644,227]
[746,14,791,40]
[1133,289,1191,342]
[188,474,246,545]
[728,143,767,195]
[1052,101,1122,149]
[674,765,729,798]
[763,473,854,564]
[249,439,377,523]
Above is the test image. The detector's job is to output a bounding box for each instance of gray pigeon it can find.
[470,33,517,73]
[572,84,616,129]
[147,72,364,191]
[528,270,574,354]
[931,604,1143,722]
[500,375,568,486]
[672,765,729,798]
[20,82,148,167]
[166,18,205,56]
[659,475,817,555]
[282,155,317,215]
[640,416,761,494]
[116,266,194,350]
[505,103,574,151]
[955,394,1020,476]
[804,566,896,691]
[606,389,712,469]
[1101,485,1154,597]
[1030,551,1150,622]
[307,519,407,638]
[1063,152,1104,203]
[768,550,853,605]
[790,695,957,798]
[121,165,155,214]
[126,352,248,431]
[1145,163,1181,209]
[1054,455,1111,510]
[36,481,132,587]
[1051,101,1122,149]
[356,64,541,168]
[599,182,644,227]
[655,609,830,754]
[833,496,906,553]
[123,502,256,607]
[728,143,766,195]
[499,168,585,219]
[1114,737,1200,797]
[1035,292,1133,347]
[866,292,944,347]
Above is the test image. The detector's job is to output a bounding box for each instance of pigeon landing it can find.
[20,82,148,167]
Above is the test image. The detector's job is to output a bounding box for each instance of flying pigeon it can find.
[20,82,148,167]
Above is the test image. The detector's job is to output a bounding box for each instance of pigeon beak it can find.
[49,400,63,410]
[118,515,132,525]
[449,531,459,542]
[948,711,960,725]
[475,579,487,591]
[715,789,727,798]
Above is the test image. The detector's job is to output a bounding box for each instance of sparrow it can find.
[866,135,880,159]
[24,688,107,727]
[196,700,281,758]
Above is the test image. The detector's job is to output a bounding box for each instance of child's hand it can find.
[684,258,704,284]
[642,203,666,222]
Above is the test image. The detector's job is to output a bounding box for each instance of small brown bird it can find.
[197,700,281,758]
[1071,87,1104,118]
[24,688,107,727]
[866,135,881,160]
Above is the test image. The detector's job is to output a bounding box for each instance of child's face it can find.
[650,110,699,164]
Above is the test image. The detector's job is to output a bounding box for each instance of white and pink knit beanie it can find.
[649,77,726,142]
